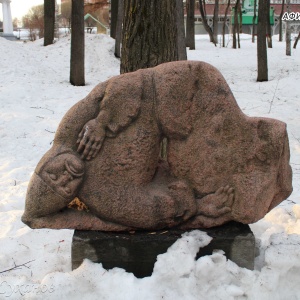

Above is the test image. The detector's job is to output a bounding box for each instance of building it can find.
[59,0,109,33]
[187,0,300,35]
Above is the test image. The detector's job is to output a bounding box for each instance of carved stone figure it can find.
[22,61,293,231]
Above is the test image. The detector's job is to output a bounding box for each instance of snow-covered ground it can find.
[0,33,299,299]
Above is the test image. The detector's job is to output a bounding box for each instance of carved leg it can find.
[80,160,198,230]
[82,178,198,230]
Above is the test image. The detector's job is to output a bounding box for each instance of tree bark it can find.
[233,20,236,48]
[238,0,241,48]
[176,0,187,60]
[213,0,219,44]
[257,0,268,82]
[233,0,240,49]
[279,0,285,42]
[114,0,124,58]
[110,0,118,39]
[286,0,291,56]
[266,0,272,48]
[70,0,85,86]
[293,31,300,49]
[252,0,257,43]
[44,0,55,46]
[186,0,195,50]
[121,0,186,74]
[222,0,230,47]
[199,0,216,45]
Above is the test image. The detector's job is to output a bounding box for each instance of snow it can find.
[0,33,299,299]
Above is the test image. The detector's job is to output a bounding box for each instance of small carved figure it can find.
[22,61,292,231]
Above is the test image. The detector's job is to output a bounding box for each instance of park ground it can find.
[0,33,299,299]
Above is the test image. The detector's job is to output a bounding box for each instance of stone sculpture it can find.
[22,61,293,231]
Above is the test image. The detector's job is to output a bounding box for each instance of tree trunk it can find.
[233,21,236,48]
[233,0,239,49]
[54,3,59,39]
[110,0,118,39]
[213,0,219,44]
[237,0,241,48]
[70,0,85,86]
[257,0,268,82]
[293,31,300,49]
[286,0,291,56]
[121,0,186,74]
[186,0,195,50]
[279,0,285,42]
[222,0,230,47]
[176,0,187,60]
[44,0,55,46]
[114,0,124,58]
[199,0,216,45]
[266,0,272,48]
[252,0,257,43]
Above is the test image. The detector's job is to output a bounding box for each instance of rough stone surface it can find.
[72,222,255,278]
[22,61,293,230]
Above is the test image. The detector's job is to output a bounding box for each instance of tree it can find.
[252,0,257,43]
[114,0,124,58]
[279,0,285,42]
[22,4,44,39]
[61,0,72,30]
[175,0,187,60]
[110,0,118,38]
[186,0,195,50]
[12,18,19,28]
[213,0,219,44]
[120,0,187,74]
[286,0,291,56]
[44,0,55,46]
[222,0,230,47]
[294,32,300,49]
[70,0,85,86]
[238,0,242,47]
[199,0,216,45]
[257,0,268,82]
[232,0,241,49]
[266,0,272,48]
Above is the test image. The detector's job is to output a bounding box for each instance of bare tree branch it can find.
[30,106,54,114]
[0,260,35,274]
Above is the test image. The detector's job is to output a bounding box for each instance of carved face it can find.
[40,153,84,199]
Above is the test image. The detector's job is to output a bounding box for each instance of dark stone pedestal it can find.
[72,222,255,278]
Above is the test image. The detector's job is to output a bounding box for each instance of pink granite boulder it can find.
[22,61,292,231]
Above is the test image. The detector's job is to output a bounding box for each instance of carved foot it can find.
[177,186,235,229]
[197,185,234,218]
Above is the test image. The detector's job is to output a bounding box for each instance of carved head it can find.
[39,152,85,199]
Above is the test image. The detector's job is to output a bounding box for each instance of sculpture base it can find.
[72,222,255,278]
[1,33,16,41]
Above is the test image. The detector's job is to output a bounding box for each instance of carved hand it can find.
[77,119,106,160]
